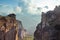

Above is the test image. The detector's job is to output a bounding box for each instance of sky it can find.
[0,0,60,34]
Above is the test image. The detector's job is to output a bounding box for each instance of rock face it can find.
[16,20,27,40]
[0,14,23,40]
[17,20,27,40]
[16,20,24,40]
[34,6,60,40]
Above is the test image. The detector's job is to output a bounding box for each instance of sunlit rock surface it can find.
[34,6,60,40]
[0,14,23,40]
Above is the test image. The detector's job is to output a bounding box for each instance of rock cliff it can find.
[0,14,23,40]
[34,6,60,40]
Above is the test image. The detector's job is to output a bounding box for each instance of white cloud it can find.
[0,4,22,14]
[27,0,56,14]
[0,0,60,15]
[0,4,15,14]
[14,6,22,13]
[28,4,42,15]
[20,0,60,15]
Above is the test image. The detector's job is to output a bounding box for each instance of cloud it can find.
[14,6,22,13]
[44,6,48,9]
[27,4,42,15]
[18,0,60,15]
[0,0,60,15]
[0,4,15,14]
[0,4,8,7]
[18,0,42,15]
[0,4,22,15]
[27,0,55,14]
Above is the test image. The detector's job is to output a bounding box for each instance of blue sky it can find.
[0,0,60,34]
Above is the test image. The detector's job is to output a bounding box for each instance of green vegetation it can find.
[23,35,34,40]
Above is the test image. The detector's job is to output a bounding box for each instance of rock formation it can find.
[0,14,23,40]
[34,6,60,40]
[16,20,24,40]
[16,20,27,40]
